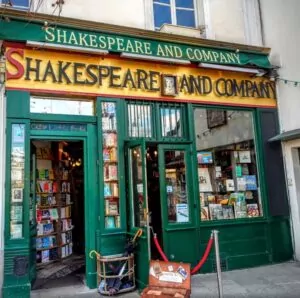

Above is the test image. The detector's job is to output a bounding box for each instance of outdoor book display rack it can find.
[90,251,136,295]
[141,260,191,298]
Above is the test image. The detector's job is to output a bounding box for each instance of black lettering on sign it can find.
[58,61,72,84]
[122,68,136,89]
[149,71,160,91]
[98,66,110,86]
[202,76,212,94]
[25,58,42,81]
[109,66,121,87]
[86,64,98,85]
[42,60,58,82]
[73,62,86,85]
[136,69,149,89]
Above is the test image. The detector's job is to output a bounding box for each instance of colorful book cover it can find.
[103,149,110,161]
[106,216,116,228]
[104,183,112,197]
[201,206,209,221]
[108,165,118,180]
[247,203,260,217]
[104,133,117,147]
[50,208,59,220]
[237,177,246,191]
[42,250,50,263]
[197,151,213,164]
[222,205,234,219]
[209,204,223,220]
[245,175,257,190]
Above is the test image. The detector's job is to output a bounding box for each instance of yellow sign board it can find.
[6,47,276,108]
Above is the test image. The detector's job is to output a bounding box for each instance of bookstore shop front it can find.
[3,42,293,296]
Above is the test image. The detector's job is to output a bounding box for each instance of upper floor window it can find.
[1,0,29,9]
[153,0,196,30]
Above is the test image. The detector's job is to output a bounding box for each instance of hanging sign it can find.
[5,47,276,108]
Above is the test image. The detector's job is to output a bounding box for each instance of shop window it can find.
[127,102,153,138]
[160,105,182,138]
[102,102,121,229]
[1,0,29,9]
[153,0,196,30]
[30,97,94,116]
[10,124,25,239]
[165,150,189,223]
[194,108,263,221]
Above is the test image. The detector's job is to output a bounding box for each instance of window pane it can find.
[175,0,194,8]
[10,124,25,239]
[3,0,28,7]
[30,97,94,116]
[165,150,189,223]
[154,3,172,28]
[194,108,263,221]
[161,107,182,137]
[176,9,196,27]
[130,146,146,227]
[128,103,152,138]
[154,0,170,3]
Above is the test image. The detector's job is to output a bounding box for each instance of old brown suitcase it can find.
[141,260,191,298]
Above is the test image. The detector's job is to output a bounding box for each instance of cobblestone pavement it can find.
[31,261,300,298]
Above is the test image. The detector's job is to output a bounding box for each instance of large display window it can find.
[194,108,263,221]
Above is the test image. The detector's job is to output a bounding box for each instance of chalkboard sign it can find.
[13,256,29,276]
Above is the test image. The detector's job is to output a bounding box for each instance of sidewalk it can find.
[31,261,300,297]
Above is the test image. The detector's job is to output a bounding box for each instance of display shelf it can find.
[37,246,58,251]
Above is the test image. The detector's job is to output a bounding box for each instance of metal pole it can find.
[213,230,223,298]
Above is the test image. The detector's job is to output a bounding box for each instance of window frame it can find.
[153,0,198,30]
[191,104,268,225]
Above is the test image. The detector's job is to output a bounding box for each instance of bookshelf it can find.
[102,102,120,229]
[35,146,74,265]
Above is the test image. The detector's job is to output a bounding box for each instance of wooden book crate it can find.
[141,261,191,298]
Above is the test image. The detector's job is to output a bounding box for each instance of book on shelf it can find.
[42,250,50,263]
[36,181,53,193]
[209,204,223,220]
[222,205,234,219]
[108,165,118,180]
[104,183,112,197]
[237,177,246,191]
[225,179,235,192]
[104,133,117,147]
[105,199,119,215]
[49,208,59,220]
[245,175,257,190]
[115,216,121,228]
[201,206,209,221]
[103,149,110,161]
[198,167,213,192]
[234,193,247,218]
[238,151,251,163]
[247,203,260,217]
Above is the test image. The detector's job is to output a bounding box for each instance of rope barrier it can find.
[152,230,214,275]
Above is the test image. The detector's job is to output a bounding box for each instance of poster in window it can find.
[198,168,212,192]
[11,224,23,239]
[11,188,23,203]
[176,203,189,223]
[206,110,227,129]
[12,124,25,144]
[197,151,213,164]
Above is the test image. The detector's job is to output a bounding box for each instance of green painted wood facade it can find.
[2,89,293,298]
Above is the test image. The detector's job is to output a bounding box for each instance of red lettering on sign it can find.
[6,48,24,79]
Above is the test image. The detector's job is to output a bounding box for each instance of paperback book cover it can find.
[198,167,213,192]
[247,203,260,217]
[237,177,247,191]
[225,179,235,192]
[209,204,223,220]
[238,151,251,163]
[245,175,257,190]
[222,205,234,219]
[201,206,209,221]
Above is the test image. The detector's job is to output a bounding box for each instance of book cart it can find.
[34,147,74,266]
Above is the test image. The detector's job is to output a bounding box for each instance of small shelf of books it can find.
[198,141,262,222]
[102,102,120,229]
[35,147,73,265]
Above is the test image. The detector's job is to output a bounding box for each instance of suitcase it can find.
[141,260,191,298]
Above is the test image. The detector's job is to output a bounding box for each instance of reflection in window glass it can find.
[194,108,262,221]
[165,150,189,223]
[161,107,182,137]
[128,103,152,138]
[10,124,25,239]
[130,146,146,227]
[30,97,94,116]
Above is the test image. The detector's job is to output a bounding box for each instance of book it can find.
[225,179,235,191]
[104,133,117,147]
[234,193,247,218]
[42,250,50,263]
[103,149,110,161]
[201,206,209,221]
[108,165,118,180]
[245,175,257,190]
[222,205,234,219]
[247,203,260,217]
[197,151,213,164]
[209,204,223,220]
[104,183,112,197]
[237,177,246,191]
[238,151,251,163]
[198,167,212,192]
[50,208,59,220]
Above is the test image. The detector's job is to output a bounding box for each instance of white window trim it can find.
[151,0,199,30]
[202,0,215,39]
[242,0,263,46]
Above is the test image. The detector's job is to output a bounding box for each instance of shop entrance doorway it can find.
[30,140,85,290]
[126,140,195,286]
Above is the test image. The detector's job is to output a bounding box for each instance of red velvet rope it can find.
[153,233,214,275]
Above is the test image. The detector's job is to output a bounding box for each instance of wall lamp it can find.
[0,56,6,84]
[198,62,266,76]
[121,52,191,65]
[26,41,109,55]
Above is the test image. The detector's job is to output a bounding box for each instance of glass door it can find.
[125,140,150,287]
[158,144,198,264]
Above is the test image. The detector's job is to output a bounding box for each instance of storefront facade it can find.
[0,13,293,298]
